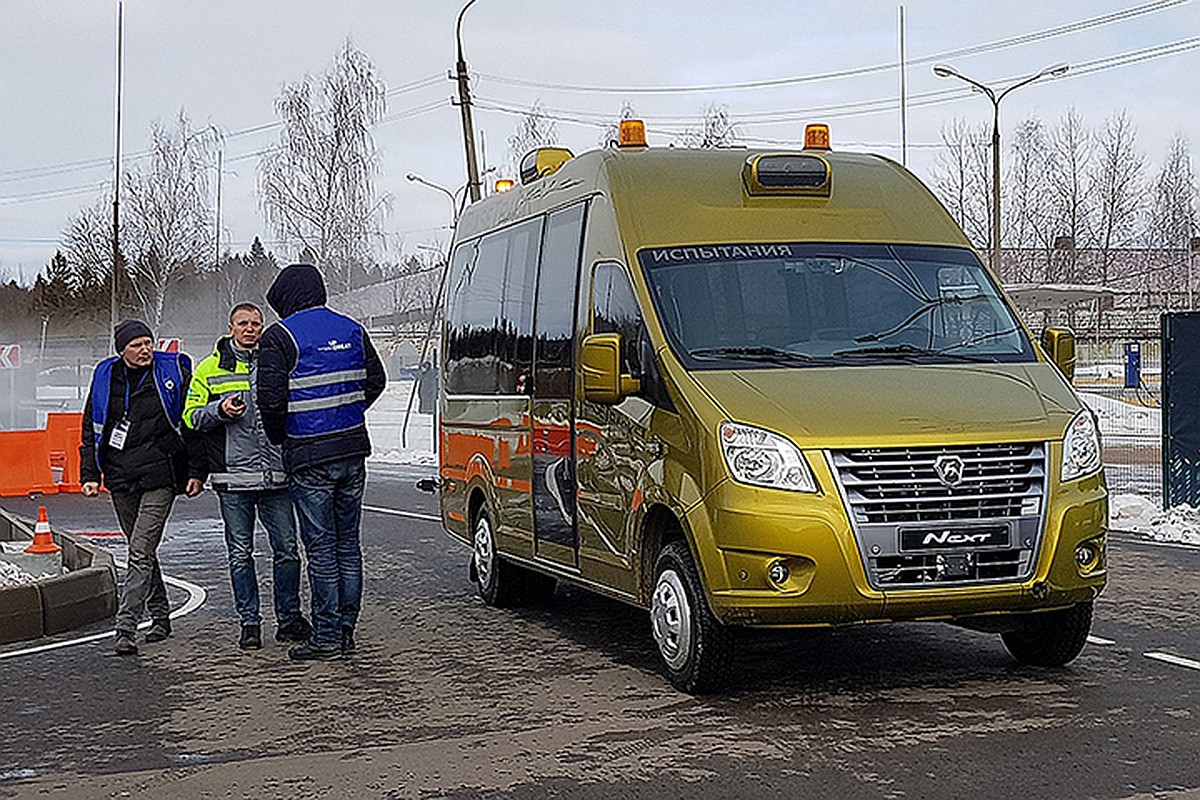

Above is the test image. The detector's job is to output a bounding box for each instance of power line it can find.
[472,36,1200,136]
[474,0,1189,95]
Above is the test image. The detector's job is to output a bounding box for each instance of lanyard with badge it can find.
[109,369,149,451]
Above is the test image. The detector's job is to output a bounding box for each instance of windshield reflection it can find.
[639,243,1035,368]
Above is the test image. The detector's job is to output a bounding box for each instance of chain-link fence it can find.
[1077,339,1161,504]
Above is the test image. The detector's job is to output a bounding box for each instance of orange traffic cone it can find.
[25,506,61,554]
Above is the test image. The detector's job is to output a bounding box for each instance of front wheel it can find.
[1001,601,1093,667]
[650,541,733,694]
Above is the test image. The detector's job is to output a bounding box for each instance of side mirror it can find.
[1041,327,1076,382]
[581,333,640,404]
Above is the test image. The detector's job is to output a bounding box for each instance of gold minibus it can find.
[435,122,1106,693]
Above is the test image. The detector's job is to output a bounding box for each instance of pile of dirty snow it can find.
[1110,493,1200,546]
[0,559,39,589]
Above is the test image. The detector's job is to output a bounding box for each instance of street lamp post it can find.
[455,0,483,204]
[406,172,461,226]
[933,62,1069,274]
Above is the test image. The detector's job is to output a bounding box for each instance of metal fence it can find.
[1076,339,1161,504]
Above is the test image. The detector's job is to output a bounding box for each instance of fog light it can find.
[768,561,790,585]
[1075,543,1098,570]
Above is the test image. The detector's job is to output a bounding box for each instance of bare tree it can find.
[122,112,215,326]
[506,101,559,179]
[676,103,739,148]
[1145,134,1197,306]
[931,118,990,253]
[1089,112,1145,285]
[1006,115,1056,283]
[259,41,388,293]
[63,197,113,288]
[1046,108,1095,283]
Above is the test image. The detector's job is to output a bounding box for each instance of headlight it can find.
[1061,409,1101,482]
[719,422,817,492]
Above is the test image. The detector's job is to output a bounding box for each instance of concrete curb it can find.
[0,508,117,645]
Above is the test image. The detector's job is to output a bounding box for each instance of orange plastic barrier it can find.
[0,430,58,497]
[45,412,84,493]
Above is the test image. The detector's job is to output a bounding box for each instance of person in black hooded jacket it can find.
[258,263,386,661]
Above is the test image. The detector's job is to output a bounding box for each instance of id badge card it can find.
[109,419,131,451]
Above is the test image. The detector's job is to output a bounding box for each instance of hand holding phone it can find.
[222,393,247,417]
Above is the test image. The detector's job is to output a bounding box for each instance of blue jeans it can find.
[289,457,365,649]
[217,488,302,628]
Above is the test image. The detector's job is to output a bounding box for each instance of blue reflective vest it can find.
[280,307,367,439]
[89,352,188,470]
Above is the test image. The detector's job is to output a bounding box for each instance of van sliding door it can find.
[531,203,587,565]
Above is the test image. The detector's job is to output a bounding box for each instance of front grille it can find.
[828,443,1047,589]
[831,443,1045,524]
[873,549,1025,585]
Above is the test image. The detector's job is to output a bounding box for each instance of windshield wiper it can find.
[833,344,989,362]
[688,346,840,366]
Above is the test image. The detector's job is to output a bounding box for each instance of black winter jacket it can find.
[80,359,205,493]
[258,264,386,471]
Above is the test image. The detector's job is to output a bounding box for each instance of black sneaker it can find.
[275,617,312,643]
[145,619,171,643]
[288,642,341,661]
[239,624,263,651]
[341,627,356,655]
[114,633,138,656]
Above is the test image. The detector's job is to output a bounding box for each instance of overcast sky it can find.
[1,0,1197,283]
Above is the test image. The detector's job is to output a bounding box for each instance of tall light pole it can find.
[454,0,482,203]
[111,0,125,331]
[933,62,1069,274]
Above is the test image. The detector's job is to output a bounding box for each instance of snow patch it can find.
[1109,493,1200,546]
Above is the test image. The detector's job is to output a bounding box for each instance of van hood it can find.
[689,362,1081,448]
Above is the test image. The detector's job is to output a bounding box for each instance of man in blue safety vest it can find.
[80,319,205,656]
[258,264,386,661]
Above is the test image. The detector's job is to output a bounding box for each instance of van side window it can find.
[533,204,587,398]
[592,262,642,375]
[444,218,543,395]
[591,262,675,411]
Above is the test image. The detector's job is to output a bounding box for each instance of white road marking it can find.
[364,504,440,522]
[1145,651,1200,671]
[1087,635,1116,645]
[0,566,207,661]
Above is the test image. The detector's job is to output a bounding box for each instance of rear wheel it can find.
[1001,601,1093,667]
[650,540,733,694]
[472,507,556,606]
[473,508,523,607]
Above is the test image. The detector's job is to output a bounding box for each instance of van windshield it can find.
[638,243,1036,368]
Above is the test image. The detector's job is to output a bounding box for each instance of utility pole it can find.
[454,0,482,203]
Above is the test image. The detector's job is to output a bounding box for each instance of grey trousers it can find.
[111,486,175,634]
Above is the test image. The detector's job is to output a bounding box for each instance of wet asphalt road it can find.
[1,464,1199,799]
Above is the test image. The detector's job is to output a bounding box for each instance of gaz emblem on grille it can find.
[934,455,965,487]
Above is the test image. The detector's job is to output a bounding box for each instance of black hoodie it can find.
[258,264,386,471]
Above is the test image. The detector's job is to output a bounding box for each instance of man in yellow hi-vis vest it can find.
[184,303,310,652]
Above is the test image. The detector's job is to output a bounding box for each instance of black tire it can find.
[650,540,734,694]
[472,507,524,607]
[1001,601,1093,667]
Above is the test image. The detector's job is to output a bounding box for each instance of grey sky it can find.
[1,0,1197,283]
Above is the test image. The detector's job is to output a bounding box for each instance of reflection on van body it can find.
[435,134,1106,693]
